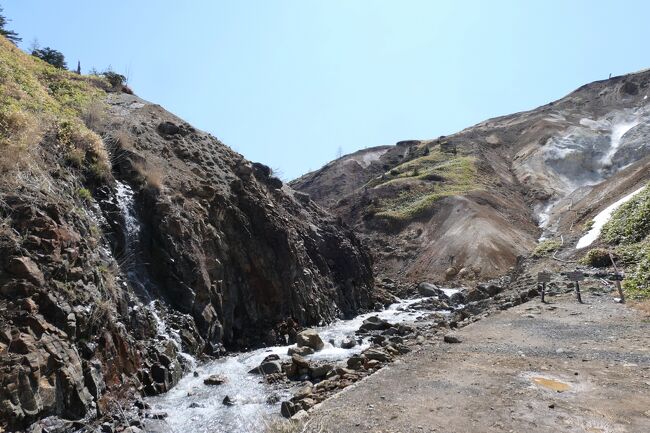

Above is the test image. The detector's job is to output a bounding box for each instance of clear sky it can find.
[4,1,650,179]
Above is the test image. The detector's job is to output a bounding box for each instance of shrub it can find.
[31,47,67,69]
[102,70,126,89]
[601,184,650,245]
[622,245,650,299]
[532,239,561,258]
[66,148,85,167]
[77,187,92,201]
[82,99,106,130]
[579,248,612,267]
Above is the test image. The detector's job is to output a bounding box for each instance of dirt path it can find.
[304,292,650,433]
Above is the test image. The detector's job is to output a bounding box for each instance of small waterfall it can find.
[114,180,197,366]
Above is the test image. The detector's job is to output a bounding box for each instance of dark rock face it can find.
[0,92,375,430]
[106,94,375,351]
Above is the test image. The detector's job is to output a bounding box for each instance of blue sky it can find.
[4,1,650,179]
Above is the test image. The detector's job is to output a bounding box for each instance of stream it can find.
[112,179,457,432]
[146,296,456,433]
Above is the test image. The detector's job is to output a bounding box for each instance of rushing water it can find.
[146,294,457,433]
[113,179,458,432]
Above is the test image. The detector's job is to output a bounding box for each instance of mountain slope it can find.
[0,36,374,430]
[292,70,650,283]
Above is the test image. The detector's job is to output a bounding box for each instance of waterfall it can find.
[114,180,197,366]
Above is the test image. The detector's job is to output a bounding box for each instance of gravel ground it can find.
[304,292,650,433]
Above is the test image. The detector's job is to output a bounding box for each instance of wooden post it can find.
[608,252,625,303]
[537,271,551,303]
[567,271,584,303]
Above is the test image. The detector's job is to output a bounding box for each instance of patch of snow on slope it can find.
[576,186,646,249]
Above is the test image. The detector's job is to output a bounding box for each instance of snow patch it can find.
[575,186,646,249]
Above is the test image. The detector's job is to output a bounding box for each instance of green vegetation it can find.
[31,47,67,69]
[600,183,650,299]
[532,239,561,258]
[368,146,481,221]
[0,34,110,182]
[0,6,20,44]
[579,248,611,267]
[582,218,594,232]
[77,187,92,201]
[601,186,650,244]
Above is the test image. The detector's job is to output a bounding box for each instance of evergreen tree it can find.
[0,6,21,44]
[32,47,67,69]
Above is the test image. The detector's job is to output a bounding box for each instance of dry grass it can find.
[82,99,106,131]
[0,35,110,186]
[134,161,164,192]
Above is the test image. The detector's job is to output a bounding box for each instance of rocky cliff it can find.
[0,37,373,430]
[292,70,650,283]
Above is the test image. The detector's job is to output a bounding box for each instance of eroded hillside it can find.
[292,70,650,284]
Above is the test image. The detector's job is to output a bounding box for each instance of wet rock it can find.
[418,282,442,297]
[203,374,227,385]
[288,346,315,356]
[292,354,310,369]
[222,395,235,406]
[250,360,282,375]
[444,333,462,344]
[297,329,325,351]
[347,355,364,369]
[450,291,466,305]
[188,402,204,408]
[359,316,391,332]
[340,337,357,349]
[281,401,298,418]
[309,364,333,379]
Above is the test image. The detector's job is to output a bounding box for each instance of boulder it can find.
[443,334,462,344]
[340,337,357,349]
[288,346,315,356]
[359,316,391,332]
[418,282,441,297]
[347,355,364,369]
[291,354,310,369]
[363,348,391,363]
[249,361,282,375]
[203,374,227,386]
[296,329,324,351]
[309,364,333,379]
[281,401,298,418]
[450,291,466,305]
